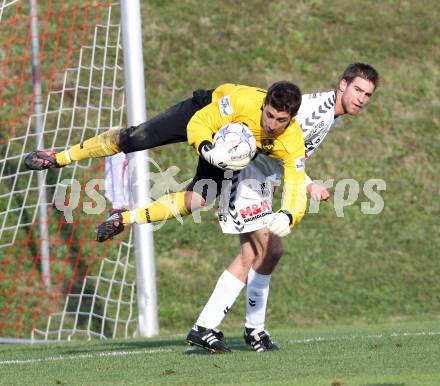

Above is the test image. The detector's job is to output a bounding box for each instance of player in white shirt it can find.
[217,89,338,234]
[187,63,380,353]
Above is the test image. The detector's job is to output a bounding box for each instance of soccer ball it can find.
[213,122,257,164]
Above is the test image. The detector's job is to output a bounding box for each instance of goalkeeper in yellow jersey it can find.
[25,81,307,242]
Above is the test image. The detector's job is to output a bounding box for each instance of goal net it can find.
[0,0,141,341]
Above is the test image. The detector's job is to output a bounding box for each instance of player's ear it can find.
[338,79,348,92]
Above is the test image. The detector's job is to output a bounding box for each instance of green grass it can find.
[1,320,440,385]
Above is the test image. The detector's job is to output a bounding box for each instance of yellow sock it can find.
[55,130,121,166]
[121,192,190,225]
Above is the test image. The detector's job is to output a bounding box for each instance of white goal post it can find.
[120,0,158,338]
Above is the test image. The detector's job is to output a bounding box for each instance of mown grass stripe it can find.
[288,330,440,344]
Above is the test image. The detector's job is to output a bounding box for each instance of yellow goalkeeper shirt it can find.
[187,83,307,226]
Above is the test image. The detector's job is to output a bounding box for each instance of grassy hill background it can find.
[138,0,440,332]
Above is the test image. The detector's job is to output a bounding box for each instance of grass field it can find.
[1,320,439,385]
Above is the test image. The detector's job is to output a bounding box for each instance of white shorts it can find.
[217,154,283,234]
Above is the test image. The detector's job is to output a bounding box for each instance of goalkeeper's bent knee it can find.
[55,129,121,166]
[121,192,190,225]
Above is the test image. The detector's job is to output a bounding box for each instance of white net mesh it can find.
[0,1,140,341]
[32,235,137,341]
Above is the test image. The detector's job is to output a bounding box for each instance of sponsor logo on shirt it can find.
[218,95,234,116]
[261,139,275,154]
[294,156,305,171]
[239,200,273,223]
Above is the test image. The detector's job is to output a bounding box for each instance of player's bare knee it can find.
[266,246,283,265]
[270,242,283,260]
[252,236,270,260]
[265,232,283,262]
[260,241,283,269]
[257,247,283,273]
[185,191,205,212]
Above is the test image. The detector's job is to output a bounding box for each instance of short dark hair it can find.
[341,62,379,89]
[265,81,302,116]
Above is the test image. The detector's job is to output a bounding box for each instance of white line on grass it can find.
[0,348,173,366]
[3,330,439,364]
[288,330,440,344]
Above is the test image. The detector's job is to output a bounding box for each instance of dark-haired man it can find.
[187,63,380,353]
[25,81,308,244]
